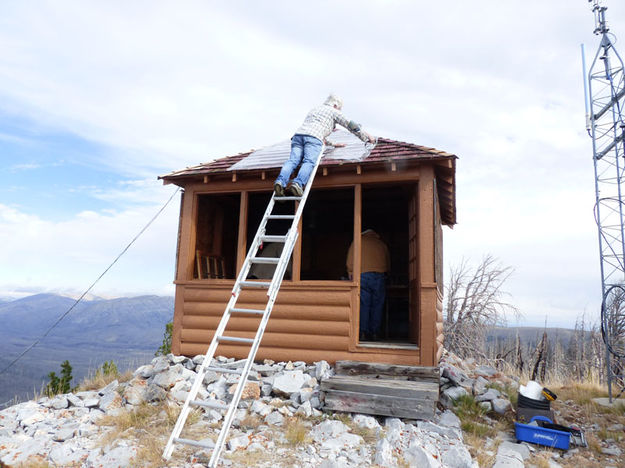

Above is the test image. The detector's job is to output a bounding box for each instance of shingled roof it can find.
[160,136,457,225]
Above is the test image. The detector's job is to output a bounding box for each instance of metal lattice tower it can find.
[584,0,625,398]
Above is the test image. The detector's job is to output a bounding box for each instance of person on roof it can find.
[274,94,375,197]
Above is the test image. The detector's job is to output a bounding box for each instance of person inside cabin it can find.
[346,229,391,341]
[274,94,376,197]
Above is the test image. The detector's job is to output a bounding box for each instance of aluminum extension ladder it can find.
[163,146,324,467]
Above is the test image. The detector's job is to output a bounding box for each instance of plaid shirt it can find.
[295,104,369,144]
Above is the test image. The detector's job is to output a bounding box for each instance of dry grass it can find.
[555,382,608,405]
[283,416,311,446]
[226,447,274,466]
[237,413,263,431]
[78,369,133,392]
[96,401,206,467]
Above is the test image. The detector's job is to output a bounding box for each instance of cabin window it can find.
[194,193,240,280]
[300,188,354,280]
[361,184,412,343]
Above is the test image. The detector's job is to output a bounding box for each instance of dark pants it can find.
[360,272,385,335]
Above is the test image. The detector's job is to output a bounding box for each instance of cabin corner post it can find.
[418,166,438,366]
[171,187,198,355]
[171,285,185,355]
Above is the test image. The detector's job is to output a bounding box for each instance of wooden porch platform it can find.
[320,360,440,420]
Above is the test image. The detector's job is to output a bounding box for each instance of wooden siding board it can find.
[178,343,422,365]
[322,375,438,399]
[181,316,350,336]
[323,387,437,420]
[335,360,439,382]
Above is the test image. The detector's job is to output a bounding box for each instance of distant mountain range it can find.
[0,293,174,406]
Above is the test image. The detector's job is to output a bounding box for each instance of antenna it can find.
[585,0,625,401]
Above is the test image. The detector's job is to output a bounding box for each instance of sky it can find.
[0,0,623,328]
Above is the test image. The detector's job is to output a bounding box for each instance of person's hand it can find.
[367,134,376,144]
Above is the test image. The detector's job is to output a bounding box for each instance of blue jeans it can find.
[360,272,386,335]
[275,134,323,187]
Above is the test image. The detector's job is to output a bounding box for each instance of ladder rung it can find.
[240,281,271,288]
[204,366,244,375]
[275,196,302,201]
[174,437,215,449]
[250,257,280,264]
[230,307,265,315]
[260,235,287,243]
[218,336,255,344]
[190,399,229,410]
[267,214,295,220]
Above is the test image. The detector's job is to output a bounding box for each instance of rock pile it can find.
[439,351,516,416]
[0,353,480,467]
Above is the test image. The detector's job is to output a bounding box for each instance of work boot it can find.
[274,183,285,197]
[286,183,303,197]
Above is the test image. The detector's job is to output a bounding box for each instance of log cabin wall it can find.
[167,157,454,367]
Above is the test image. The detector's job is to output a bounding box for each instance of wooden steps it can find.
[321,360,439,420]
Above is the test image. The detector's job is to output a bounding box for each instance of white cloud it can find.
[0,189,180,297]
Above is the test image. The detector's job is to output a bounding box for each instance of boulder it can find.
[271,370,308,396]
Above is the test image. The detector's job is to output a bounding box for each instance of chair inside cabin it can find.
[195,250,226,279]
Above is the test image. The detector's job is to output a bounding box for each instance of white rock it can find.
[227,433,250,451]
[52,427,75,442]
[48,442,89,466]
[498,441,530,460]
[492,398,511,415]
[98,380,119,395]
[50,395,69,410]
[311,420,350,443]
[295,400,313,417]
[264,411,285,426]
[272,370,309,396]
[82,397,100,408]
[315,360,333,380]
[438,410,461,428]
[440,442,474,468]
[442,386,469,407]
[66,393,84,407]
[353,414,380,430]
[251,400,272,417]
[475,365,498,377]
[133,364,155,379]
[404,442,440,468]
[475,388,501,402]
[321,432,363,452]
[374,438,395,467]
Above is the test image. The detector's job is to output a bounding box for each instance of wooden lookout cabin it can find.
[160,131,456,368]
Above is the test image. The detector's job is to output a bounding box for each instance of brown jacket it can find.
[346,230,390,275]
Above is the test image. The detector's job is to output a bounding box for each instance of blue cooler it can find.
[514,416,570,450]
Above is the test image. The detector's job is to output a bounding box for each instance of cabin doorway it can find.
[361,184,413,344]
